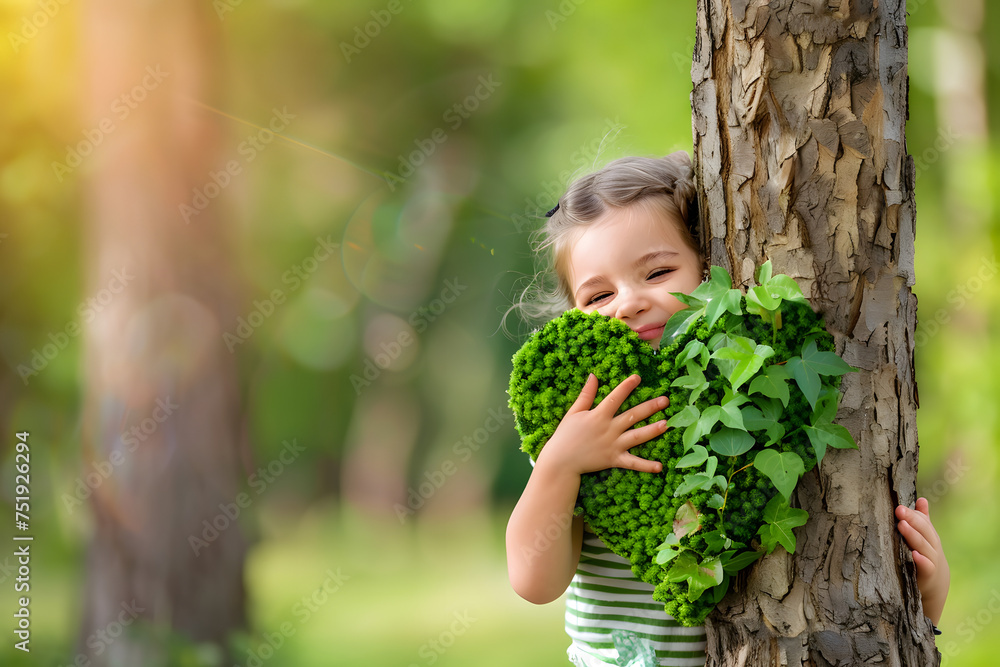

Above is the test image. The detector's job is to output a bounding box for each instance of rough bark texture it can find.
[691,0,941,664]
[78,2,247,663]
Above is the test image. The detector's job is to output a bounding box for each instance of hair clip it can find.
[545,204,560,217]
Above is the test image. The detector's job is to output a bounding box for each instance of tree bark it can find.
[77,2,247,663]
[691,0,941,664]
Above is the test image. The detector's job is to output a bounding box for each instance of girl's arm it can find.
[506,373,668,604]
[896,497,950,625]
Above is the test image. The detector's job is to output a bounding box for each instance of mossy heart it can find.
[508,265,855,625]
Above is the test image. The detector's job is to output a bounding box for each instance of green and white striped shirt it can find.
[565,527,707,667]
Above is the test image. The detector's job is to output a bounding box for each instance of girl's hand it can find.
[536,373,667,477]
[895,497,950,625]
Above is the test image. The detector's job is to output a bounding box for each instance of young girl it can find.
[505,152,950,666]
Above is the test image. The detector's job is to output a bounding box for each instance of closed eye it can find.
[648,268,675,279]
[585,292,612,305]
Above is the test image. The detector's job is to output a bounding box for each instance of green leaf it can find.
[709,427,756,457]
[662,533,680,546]
[757,495,809,554]
[714,337,774,390]
[674,473,710,497]
[763,274,809,305]
[756,261,773,285]
[722,550,764,573]
[667,405,699,429]
[705,289,743,329]
[677,340,710,368]
[719,401,745,429]
[702,530,728,552]
[753,450,805,500]
[804,423,857,463]
[710,573,731,604]
[698,405,722,433]
[661,303,706,344]
[690,265,733,302]
[676,445,709,468]
[785,355,819,410]
[802,339,856,377]
[687,557,725,601]
[811,386,840,424]
[748,364,792,408]
[707,493,725,509]
[655,545,680,565]
[747,285,781,312]
[673,501,701,538]
[666,551,699,583]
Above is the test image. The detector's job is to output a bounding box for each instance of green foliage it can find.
[508,262,859,626]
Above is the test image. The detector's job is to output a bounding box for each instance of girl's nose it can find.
[609,287,649,321]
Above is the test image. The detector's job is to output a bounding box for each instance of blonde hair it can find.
[505,152,702,335]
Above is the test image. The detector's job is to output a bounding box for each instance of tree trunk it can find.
[691,0,941,663]
[77,2,247,663]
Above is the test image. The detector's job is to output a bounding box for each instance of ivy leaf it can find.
[709,427,756,457]
[676,445,709,469]
[677,340,710,368]
[804,423,858,463]
[707,493,725,509]
[747,285,781,312]
[748,364,792,408]
[674,473,710,497]
[757,495,809,554]
[702,530,728,552]
[811,385,840,424]
[667,405,699,430]
[705,288,743,329]
[690,265,733,302]
[763,274,809,305]
[711,573,731,604]
[661,301,706,344]
[719,401,745,429]
[688,557,725,601]
[788,341,855,409]
[756,260,773,285]
[753,449,805,500]
[655,545,680,565]
[712,336,775,391]
[673,501,701,539]
[721,550,764,574]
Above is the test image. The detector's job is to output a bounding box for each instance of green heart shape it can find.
[508,266,853,625]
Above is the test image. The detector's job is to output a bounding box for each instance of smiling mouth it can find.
[634,324,665,341]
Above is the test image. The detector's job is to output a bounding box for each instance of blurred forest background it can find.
[0,0,997,665]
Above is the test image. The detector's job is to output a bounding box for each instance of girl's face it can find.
[566,200,704,350]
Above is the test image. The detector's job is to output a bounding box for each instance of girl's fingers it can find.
[600,374,643,415]
[618,453,663,475]
[897,519,935,563]
[568,373,599,413]
[915,497,930,518]
[622,419,669,446]
[896,505,940,549]
[618,395,669,428]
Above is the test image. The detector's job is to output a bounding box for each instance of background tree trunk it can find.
[691,0,941,663]
[77,2,247,663]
